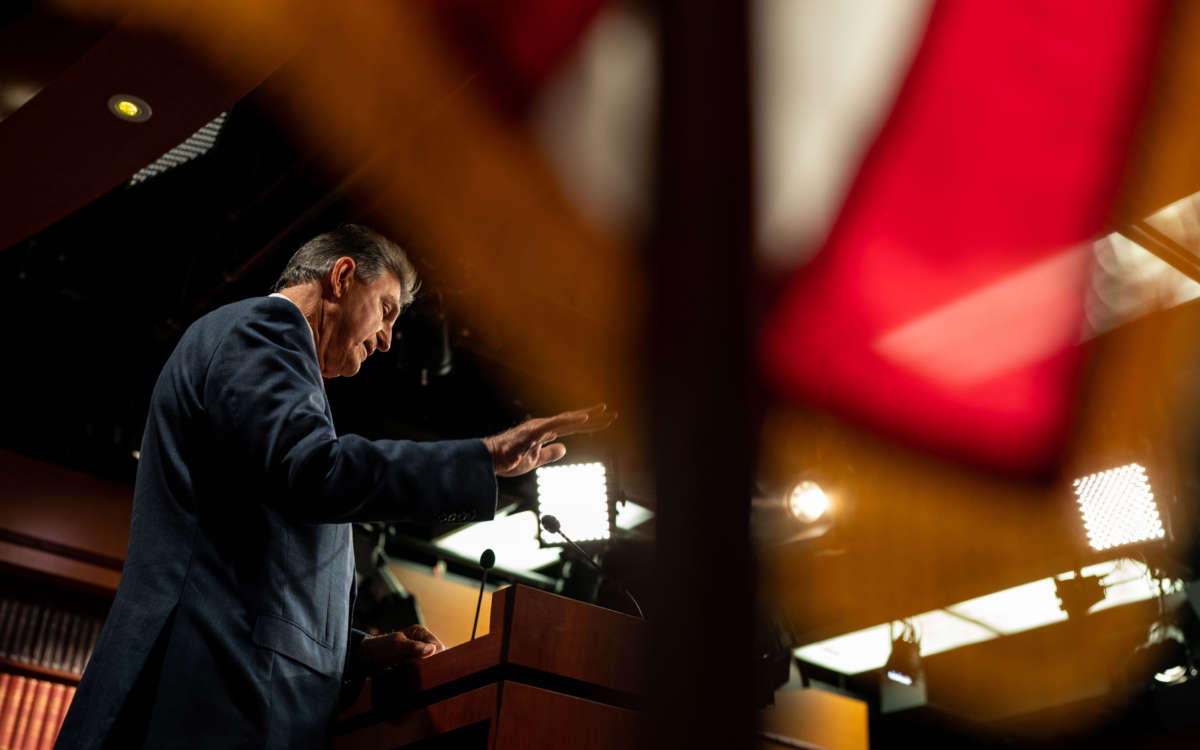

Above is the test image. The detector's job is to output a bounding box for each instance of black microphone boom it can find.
[540,515,644,619]
[471,548,495,640]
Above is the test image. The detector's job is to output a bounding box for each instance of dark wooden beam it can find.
[648,0,757,746]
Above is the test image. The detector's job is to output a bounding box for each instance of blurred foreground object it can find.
[760,0,1169,473]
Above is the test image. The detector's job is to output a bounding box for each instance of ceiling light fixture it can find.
[107,94,152,123]
[129,111,227,185]
[794,559,1177,676]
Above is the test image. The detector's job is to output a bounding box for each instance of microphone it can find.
[540,515,644,619]
[471,548,495,640]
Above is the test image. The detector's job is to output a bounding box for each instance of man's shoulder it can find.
[188,296,306,338]
[170,297,312,372]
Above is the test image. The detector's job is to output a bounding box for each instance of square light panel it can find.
[1073,463,1165,551]
[536,462,611,544]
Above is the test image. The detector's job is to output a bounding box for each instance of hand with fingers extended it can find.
[481,404,617,478]
[355,624,446,673]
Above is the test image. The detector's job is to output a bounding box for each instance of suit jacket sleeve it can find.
[203,301,496,524]
[338,627,371,710]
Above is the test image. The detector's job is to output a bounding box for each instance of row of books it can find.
[0,600,102,676]
[0,673,73,750]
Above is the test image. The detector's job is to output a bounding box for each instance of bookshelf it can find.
[0,449,131,749]
[0,658,79,688]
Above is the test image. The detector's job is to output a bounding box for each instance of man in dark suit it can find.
[56,225,613,749]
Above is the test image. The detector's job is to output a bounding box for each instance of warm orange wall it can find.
[388,563,494,648]
[760,688,869,750]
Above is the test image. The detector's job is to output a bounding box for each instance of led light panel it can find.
[536,462,611,543]
[1073,463,1165,551]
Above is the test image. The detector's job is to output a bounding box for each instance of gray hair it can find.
[272,224,419,305]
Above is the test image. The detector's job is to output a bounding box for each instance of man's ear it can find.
[328,256,357,299]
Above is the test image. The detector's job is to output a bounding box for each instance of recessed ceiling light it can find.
[108,94,152,123]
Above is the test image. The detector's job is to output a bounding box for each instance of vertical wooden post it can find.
[648,0,757,746]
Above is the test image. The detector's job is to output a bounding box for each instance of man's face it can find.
[322,266,403,378]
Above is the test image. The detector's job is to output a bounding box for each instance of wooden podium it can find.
[333,585,648,749]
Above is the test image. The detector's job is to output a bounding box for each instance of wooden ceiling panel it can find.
[0,12,293,252]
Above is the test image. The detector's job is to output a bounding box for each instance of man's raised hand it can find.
[482,404,616,478]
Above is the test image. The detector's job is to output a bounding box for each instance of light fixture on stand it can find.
[880,620,926,713]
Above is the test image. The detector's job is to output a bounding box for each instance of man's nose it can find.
[377,329,391,353]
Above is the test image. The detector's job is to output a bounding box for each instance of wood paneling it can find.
[493,681,642,750]
[336,682,497,750]
[0,539,119,596]
[0,450,130,567]
[502,585,647,698]
[0,11,292,252]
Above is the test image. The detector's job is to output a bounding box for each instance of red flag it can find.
[424,0,608,113]
[761,0,1169,472]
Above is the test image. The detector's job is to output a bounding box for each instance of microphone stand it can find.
[542,516,645,619]
[471,548,495,639]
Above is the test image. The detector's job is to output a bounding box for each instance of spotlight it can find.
[536,461,612,545]
[880,621,926,713]
[1139,622,1195,686]
[1053,571,1106,620]
[1072,463,1165,551]
[107,94,152,123]
[785,480,829,522]
[751,476,838,546]
[882,622,921,685]
[1156,664,1190,685]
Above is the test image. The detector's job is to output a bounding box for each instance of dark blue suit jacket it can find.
[55,296,496,749]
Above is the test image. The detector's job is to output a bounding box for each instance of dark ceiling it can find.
[0,8,535,505]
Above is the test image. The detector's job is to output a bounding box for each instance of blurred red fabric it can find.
[425,0,608,114]
[761,0,1169,473]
